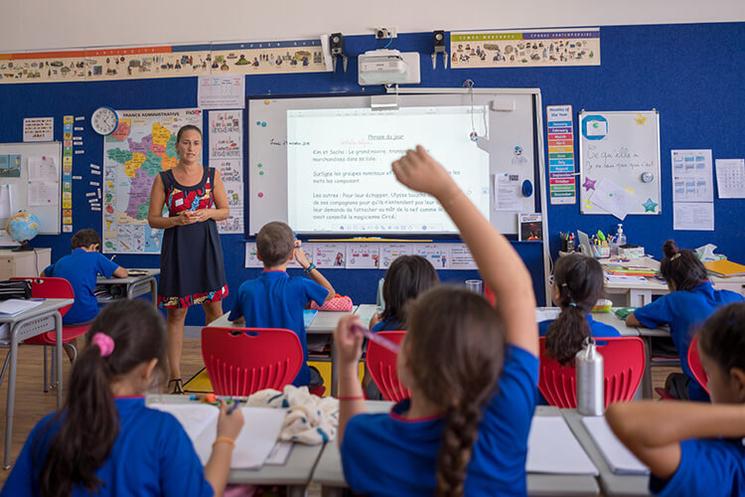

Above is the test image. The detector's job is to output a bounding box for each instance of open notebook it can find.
[582,416,649,474]
[150,403,286,469]
[527,416,598,475]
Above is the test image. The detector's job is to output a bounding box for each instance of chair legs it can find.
[0,351,10,387]
[43,345,49,393]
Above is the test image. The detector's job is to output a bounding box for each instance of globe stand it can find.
[11,240,34,252]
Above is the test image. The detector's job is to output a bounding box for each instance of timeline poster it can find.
[546,105,576,205]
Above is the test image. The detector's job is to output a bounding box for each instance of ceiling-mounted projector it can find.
[358,49,420,86]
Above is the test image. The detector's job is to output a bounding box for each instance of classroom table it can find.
[562,410,651,497]
[97,268,159,306]
[601,256,745,307]
[146,394,322,497]
[312,403,600,497]
[210,307,358,396]
[0,298,74,469]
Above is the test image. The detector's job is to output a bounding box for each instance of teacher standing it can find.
[148,125,229,394]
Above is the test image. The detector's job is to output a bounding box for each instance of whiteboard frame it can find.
[0,141,62,235]
[579,110,662,216]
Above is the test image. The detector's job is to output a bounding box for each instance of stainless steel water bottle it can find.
[576,337,604,416]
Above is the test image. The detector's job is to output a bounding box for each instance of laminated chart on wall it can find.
[208,110,244,234]
[450,28,600,69]
[579,111,661,219]
[546,105,576,205]
[0,39,328,84]
[102,108,202,253]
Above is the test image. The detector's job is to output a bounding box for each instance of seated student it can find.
[540,253,621,365]
[228,221,335,386]
[335,146,538,497]
[626,240,744,401]
[607,302,745,497]
[1,299,244,497]
[368,255,439,332]
[41,229,127,326]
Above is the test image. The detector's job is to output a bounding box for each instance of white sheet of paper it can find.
[671,149,713,202]
[715,158,745,199]
[494,173,522,211]
[198,75,246,109]
[535,308,560,323]
[28,181,58,206]
[23,117,54,142]
[588,178,636,220]
[527,416,598,475]
[582,416,649,474]
[28,156,58,182]
[0,184,12,218]
[606,275,649,284]
[150,404,287,469]
[0,299,43,316]
[673,202,714,231]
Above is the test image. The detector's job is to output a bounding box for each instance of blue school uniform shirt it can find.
[228,271,329,386]
[538,313,622,338]
[1,397,213,497]
[633,281,743,401]
[341,344,538,497]
[649,438,745,497]
[371,317,403,333]
[43,248,119,325]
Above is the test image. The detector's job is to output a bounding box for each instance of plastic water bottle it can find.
[576,337,604,416]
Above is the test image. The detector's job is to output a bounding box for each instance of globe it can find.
[5,211,40,251]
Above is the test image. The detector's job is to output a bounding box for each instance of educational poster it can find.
[415,244,449,269]
[198,75,245,109]
[448,244,477,270]
[546,105,576,205]
[312,244,347,268]
[380,244,415,269]
[345,243,380,269]
[62,115,74,232]
[0,39,327,84]
[715,159,745,199]
[103,108,202,253]
[671,150,713,202]
[23,117,54,142]
[450,28,600,68]
[579,111,661,218]
[208,110,244,234]
[0,155,21,177]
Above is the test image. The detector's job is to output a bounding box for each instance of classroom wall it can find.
[1,22,744,325]
[1,0,744,51]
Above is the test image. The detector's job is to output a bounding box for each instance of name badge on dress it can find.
[175,198,184,207]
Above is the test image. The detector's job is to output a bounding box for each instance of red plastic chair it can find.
[484,285,496,307]
[366,330,411,402]
[201,326,303,396]
[3,277,90,391]
[539,336,646,408]
[687,334,709,394]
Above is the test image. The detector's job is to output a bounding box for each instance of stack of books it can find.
[704,260,745,278]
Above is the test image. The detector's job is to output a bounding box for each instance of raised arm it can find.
[607,401,745,479]
[392,146,537,354]
[295,245,336,300]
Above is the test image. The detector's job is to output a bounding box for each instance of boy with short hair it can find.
[42,228,128,325]
[228,221,335,386]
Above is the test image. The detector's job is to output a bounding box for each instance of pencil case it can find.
[310,295,353,312]
[591,299,613,313]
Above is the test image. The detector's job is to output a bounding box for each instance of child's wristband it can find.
[304,262,317,274]
[337,395,364,401]
[213,436,236,449]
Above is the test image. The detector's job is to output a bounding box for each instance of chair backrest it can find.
[484,285,496,307]
[201,326,303,396]
[12,277,74,317]
[687,334,709,394]
[539,336,646,408]
[366,330,410,402]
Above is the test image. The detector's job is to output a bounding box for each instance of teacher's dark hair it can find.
[39,300,167,497]
[176,124,202,143]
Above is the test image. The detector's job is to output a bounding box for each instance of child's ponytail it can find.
[659,239,708,291]
[546,254,604,364]
[39,300,167,497]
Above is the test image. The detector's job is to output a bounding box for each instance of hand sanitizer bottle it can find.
[616,224,627,248]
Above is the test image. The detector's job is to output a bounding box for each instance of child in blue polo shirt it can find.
[626,240,743,401]
[368,255,439,332]
[540,253,620,364]
[1,299,244,497]
[335,146,538,497]
[608,302,745,497]
[41,229,128,325]
[228,221,335,386]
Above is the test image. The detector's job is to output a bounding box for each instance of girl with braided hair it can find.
[335,146,538,497]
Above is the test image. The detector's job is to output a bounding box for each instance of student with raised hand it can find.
[607,302,745,497]
[626,240,744,401]
[335,145,538,497]
[541,253,620,365]
[1,299,244,497]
